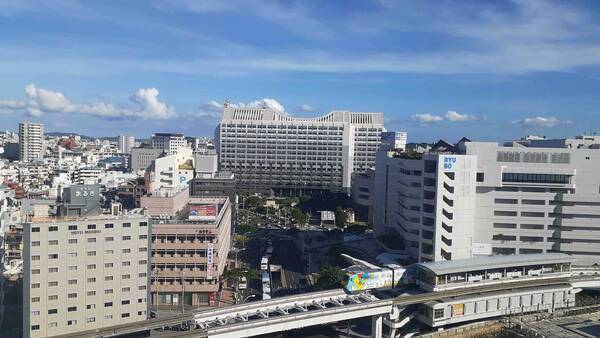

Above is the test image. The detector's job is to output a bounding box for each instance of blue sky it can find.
[1,0,600,142]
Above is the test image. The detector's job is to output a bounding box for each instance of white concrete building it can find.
[145,148,194,191]
[217,108,384,193]
[23,213,151,338]
[19,122,44,162]
[151,133,187,156]
[117,135,135,154]
[374,136,600,265]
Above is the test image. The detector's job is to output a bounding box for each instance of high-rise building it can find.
[19,122,44,162]
[118,135,135,153]
[151,133,187,155]
[217,108,384,193]
[23,214,151,338]
[130,147,164,172]
[373,136,600,265]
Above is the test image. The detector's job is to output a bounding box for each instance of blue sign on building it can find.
[444,157,457,170]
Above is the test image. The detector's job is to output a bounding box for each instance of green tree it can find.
[245,196,263,208]
[335,206,348,227]
[290,207,308,225]
[317,265,344,290]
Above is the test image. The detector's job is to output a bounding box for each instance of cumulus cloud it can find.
[298,104,315,112]
[191,100,223,119]
[1,84,176,119]
[512,116,572,128]
[445,110,478,122]
[412,111,479,124]
[412,113,444,124]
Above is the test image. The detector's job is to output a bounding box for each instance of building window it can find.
[476,172,484,182]
[105,237,114,242]
[104,315,113,320]
[105,249,114,254]
[86,304,95,309]
[122,300,130,305]
[68,266,77,271]
[68,293,77,299]
[87,251,96,256]
[87,224,96,230]
[68,306,77,312]
[434,308,444,319]
[31,325,40,330]
[68,279,77,285]
[32,241,40,246]
[105,223,114,229]
[122,261,130,266]
[104,302,113,307]
[122,274,130,279]
[123,223,131,228]
[31,227,40,233]
[87,264,96,270]
[122,236,131,241]
[87,277,96,283]
[67,320,77,326]
[48,309,58,314]
[121,313,130,318]
[32,255,40,261]
[31,297,40,303]
[48,254,58,259]
[48,267,58,273]
[105,276,113,281]
[139,260,147,265]
[105,289,113,294]
[87,238,96,243]
[122,249,131,253]
[68,239,77,244]
[32,283,40,288]
[48,281,58,286]
[86,317,95,323]
[49,240,58,245]
[48,226,58,232]
[68,225,77,230]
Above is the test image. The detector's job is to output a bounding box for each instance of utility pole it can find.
[181,270,185,314]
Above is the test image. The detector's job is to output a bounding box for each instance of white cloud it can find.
[1,84,176,120]
[412,113,444,124]
[0,99,26,109]
[298,104,315,112]
[412,111,479,124]
[512,116,571,128]
[445,111,478,122]
[191,98,287,119]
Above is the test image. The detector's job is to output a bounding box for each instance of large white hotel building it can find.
[216,107,384,193]
[373,135,600,266]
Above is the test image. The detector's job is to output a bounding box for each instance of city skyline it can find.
[1,1,600,140]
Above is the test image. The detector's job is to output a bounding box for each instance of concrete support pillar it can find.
[389,327,397,338]
[372,315,383,338]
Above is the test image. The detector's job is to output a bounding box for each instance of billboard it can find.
[344,269,394,292]
[452,303,464,316]
[188,204,217,221]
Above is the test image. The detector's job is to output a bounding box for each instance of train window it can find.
[434,308,445,319]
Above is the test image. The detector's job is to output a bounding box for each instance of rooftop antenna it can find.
[223,99,230,108]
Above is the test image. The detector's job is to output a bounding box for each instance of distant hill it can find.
[46,132,116,141]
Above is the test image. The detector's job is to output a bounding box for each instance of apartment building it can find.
[19,122,44,162]
[130,147,164,172]
[23,214,151,338]
[217,108,384,193]
[117,135,135,154]
[151,133,187,156]
[373,136,600,265]
[151,197,232,308]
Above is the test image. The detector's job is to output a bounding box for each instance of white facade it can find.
[146,148,194,191]
[217,108,384,192]
[19,122,44,162]
[23,214,151,338]
[151,133,187,156]
[117,135,135,154]
[374,139,600,265]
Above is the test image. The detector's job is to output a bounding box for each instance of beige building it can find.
[151,197,231,308]
[140,185,189,218]
[23,213,151,338]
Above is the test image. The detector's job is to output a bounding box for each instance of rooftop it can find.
[416,253,573,276]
